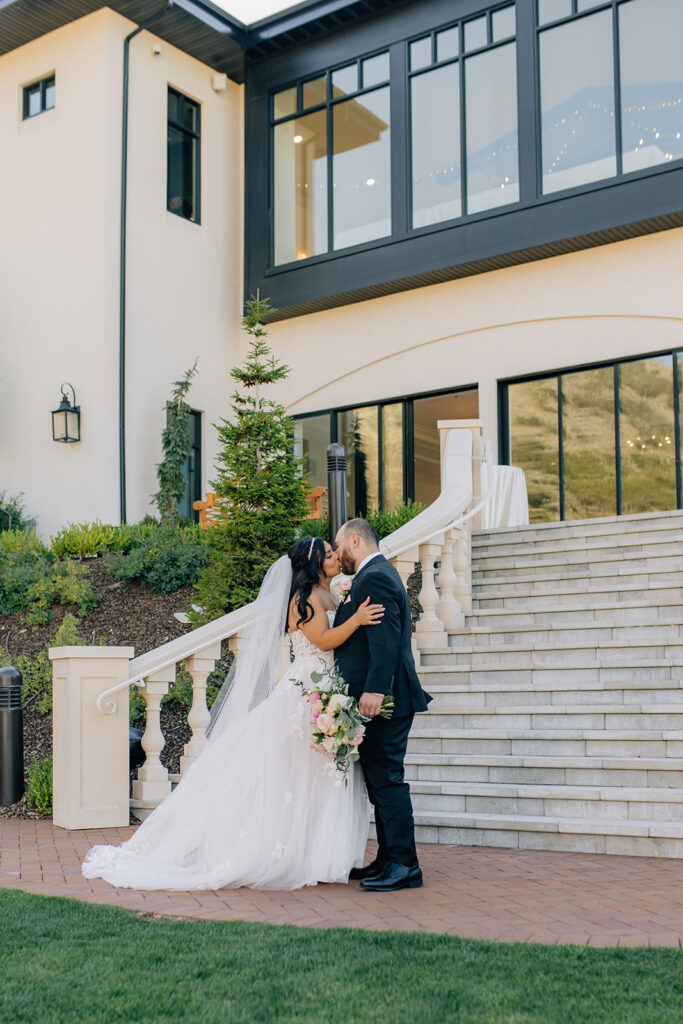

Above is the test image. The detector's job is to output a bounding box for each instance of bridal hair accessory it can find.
[308,537,316,559]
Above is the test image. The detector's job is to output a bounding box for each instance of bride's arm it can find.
[298,592,384,652]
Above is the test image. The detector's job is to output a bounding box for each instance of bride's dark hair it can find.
[287,537,326,631]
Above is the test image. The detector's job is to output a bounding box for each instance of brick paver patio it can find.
[2,820,683,947]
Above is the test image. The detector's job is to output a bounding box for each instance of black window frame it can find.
[245,0,683,319]
[293,380,479,512]
[270,47,391,268]
[167,86,201,225]
[499,347,683,521]
[407,2,519,232]
[22,74,55,120]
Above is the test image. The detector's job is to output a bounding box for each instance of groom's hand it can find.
[359,692,384,717]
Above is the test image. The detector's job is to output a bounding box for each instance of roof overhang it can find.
[0,0,402,79]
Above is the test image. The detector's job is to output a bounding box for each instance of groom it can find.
[334,518,431,892]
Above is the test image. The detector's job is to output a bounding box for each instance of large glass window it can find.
[409,5,519,228]
[337,408,379,517]
[465,41,519,213]
[508,378,560,522]
[167,88,200,223]
[504,350,683,522]
[619,356,677,514]
[539,9,616,194]
[272,53,390,265]
[413,389,479,505]
[294,414,331,492]
[273,111,327,264]
[562,367,616,520]
[294,386,476,516]
[619,0,683,174]
[333,87,391,249]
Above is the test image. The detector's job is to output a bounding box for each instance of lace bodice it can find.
[289,610,335,665]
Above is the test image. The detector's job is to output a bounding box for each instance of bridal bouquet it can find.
[294,663,394,781]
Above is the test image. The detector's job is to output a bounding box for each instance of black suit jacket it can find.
[334,554,431,717]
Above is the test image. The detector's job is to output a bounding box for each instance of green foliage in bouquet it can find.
[152,359,199,522]
[26,756,53,816]
[105,522,210,595]
[192,294,311,623]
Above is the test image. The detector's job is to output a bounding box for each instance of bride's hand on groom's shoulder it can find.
[354,596,384,627]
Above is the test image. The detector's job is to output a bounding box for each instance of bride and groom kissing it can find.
[82,518,432,893]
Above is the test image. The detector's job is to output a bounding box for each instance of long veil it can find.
[206,555,292,744]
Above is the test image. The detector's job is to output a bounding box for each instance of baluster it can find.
[415,540,448,649]
[453,525,472,613]
[180,642,222,775]
[131,665,175,815]
[436,528,464,631]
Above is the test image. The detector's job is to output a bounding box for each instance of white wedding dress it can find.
[82,612,370,891]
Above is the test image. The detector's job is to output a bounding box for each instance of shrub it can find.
[105,522,210,595]
[0,532,53,617]
[0,491,37,533]
[51,521,118,559]
[153,360,199,522]
[366,500,426,540]
[26,756,53,816]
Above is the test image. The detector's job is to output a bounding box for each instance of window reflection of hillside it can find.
[620,356,676,514]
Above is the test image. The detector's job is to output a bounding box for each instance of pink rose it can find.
[317,714,331,733]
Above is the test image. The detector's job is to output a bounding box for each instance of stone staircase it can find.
[407,509,683,857]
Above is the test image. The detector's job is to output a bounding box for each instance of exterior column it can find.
[415,540,448,649]
[436,528,465,630]
[180,643,222,775]
[131,665,175,814]
[49,645,134,830]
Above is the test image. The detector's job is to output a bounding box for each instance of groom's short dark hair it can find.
[343,518,379,549]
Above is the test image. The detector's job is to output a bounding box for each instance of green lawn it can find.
[1,888,682,1024]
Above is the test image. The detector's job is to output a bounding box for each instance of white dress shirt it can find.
[356,550,382,575]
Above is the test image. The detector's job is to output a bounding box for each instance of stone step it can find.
[472,582,683,611]
[407,727,683,758]
[421,679,683,707]
[418,664,683,689]
[472,528,683,558]
[473,552,679,577]
[471,565,683,593]
[448,620,683,646]
[426,639,683,666]
[408,779,683,821]
[464,599,682,630]
[404,752,683,787]
[472,508,683,545]
[409,809,683,857]
[421,704,683,731]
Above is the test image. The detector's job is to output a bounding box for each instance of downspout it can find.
[119,4,172,524]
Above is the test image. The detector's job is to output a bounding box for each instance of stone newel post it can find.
[49,645,134,829]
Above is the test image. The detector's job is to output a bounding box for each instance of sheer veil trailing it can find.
[206,555,292,744]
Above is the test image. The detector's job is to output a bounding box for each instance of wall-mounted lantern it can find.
[51,383,81,443]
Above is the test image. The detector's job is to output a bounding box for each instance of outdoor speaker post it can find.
[327,442,348,542]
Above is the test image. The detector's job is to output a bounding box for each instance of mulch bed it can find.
[0,558,197,820]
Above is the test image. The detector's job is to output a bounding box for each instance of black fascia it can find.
[244,0,683,320]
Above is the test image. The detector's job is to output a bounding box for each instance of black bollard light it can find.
[0,667,24,807]
[327,442,348,543]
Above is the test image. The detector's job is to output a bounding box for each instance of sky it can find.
[211,0,299,24]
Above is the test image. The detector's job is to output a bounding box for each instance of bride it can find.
[81,537,383,891]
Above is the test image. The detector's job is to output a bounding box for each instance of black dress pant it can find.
[358,712,418,868]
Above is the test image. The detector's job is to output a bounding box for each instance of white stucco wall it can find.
[0,9,243,539]
[267,227,683,463]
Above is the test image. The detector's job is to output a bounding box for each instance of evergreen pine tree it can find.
[192,294,310,622]
[152,359,199,522]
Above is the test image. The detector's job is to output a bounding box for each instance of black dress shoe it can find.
[359,862,423,892]
[349,859,385,881]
